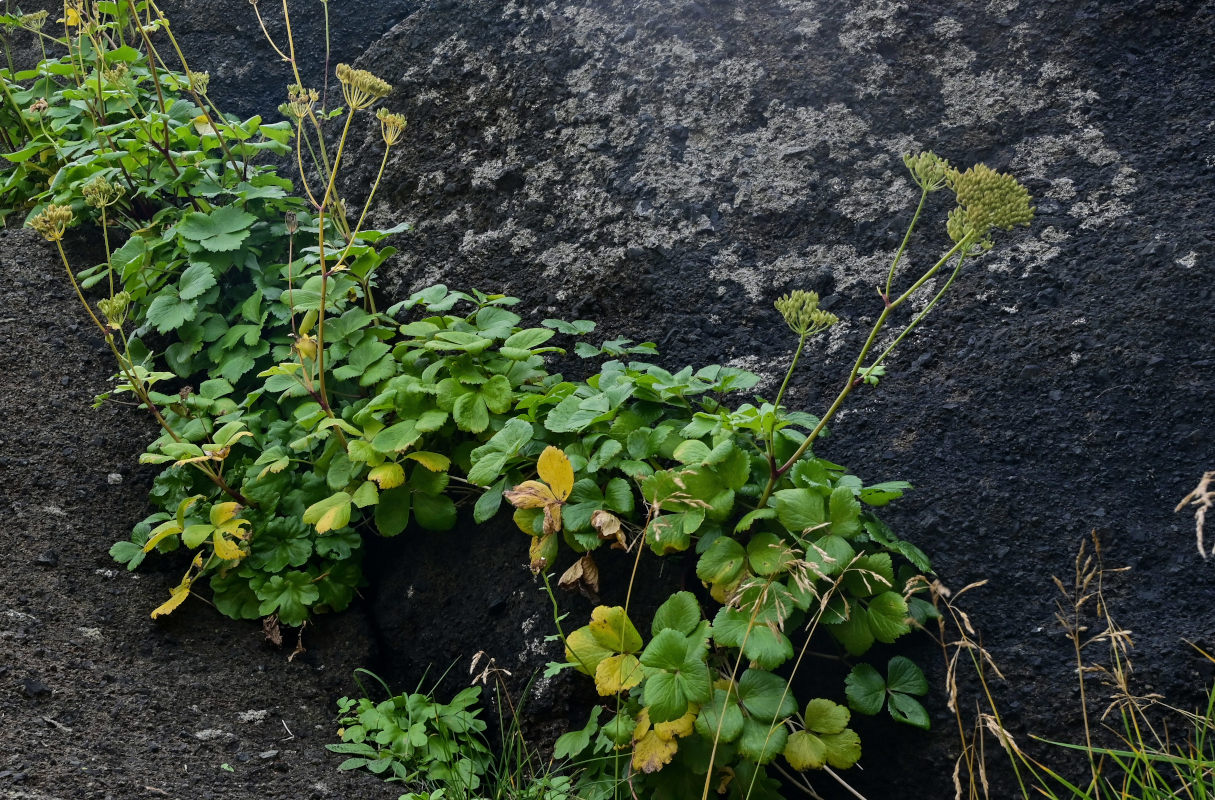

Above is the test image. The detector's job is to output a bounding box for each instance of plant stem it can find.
[884,187,928,299]
[755,237,968,509]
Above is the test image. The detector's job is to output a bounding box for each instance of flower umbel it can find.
[28,204,73,241]
[335,63,391,111]
[775,290,839,337]
[904,151,951,192]
[97,291,132,330]
[376,107,406,146]
[945,164,1034,252]
[82,174,124,209]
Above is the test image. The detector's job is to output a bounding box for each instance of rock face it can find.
[6,1,1214,798]
[341,0,1213,796]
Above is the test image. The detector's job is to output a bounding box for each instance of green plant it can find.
[329,667,575,800]
[3,4,1037,797]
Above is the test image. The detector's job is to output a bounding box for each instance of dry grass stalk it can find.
[1176,471,1215,559]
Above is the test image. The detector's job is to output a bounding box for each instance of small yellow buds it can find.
[97,291,131,330]
[102,63,129,84]
[18,10,49,31]
[774,289,839,338]
[28,204,73,242]
[945,164,1034,252]
[188,71,210,95]
[904,150,951,192]
[287,84,320,119]
[335,63,392,111]
[82,174,123,209]
[376,107,407,146]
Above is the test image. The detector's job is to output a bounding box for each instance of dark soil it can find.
[2,1,1214,799]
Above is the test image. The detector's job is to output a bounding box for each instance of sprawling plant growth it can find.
[2,3,1032,797]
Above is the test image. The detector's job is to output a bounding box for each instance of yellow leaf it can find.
[537,446,574,501]
[653,708,698,741]
[210,502,243,527]
[150,580,192,619]
[504,480,556,509]
[142,520,182,552]
[212,530,245,561]
[405,451,451,472]
[529,532,558,573]
[594,654,643,696]
[368,462,405,489]
[565,627,613,676]
[632,728,678,773]
[192,114,217,136]
[58,6,80,26]
[587,605,643,654]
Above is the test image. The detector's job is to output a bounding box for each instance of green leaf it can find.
[737,715,788,765]
[412,492,456,531]
[651,591,701,637]
[860,480,912,506]
[711,607,793,670]
[772,488,826,534]
[640,629,712,722]
[255,571,320,626]
[694,688,744,743]
[553,707,602,760]
[178,262,217,300]
[784,730,828,771]
[844,664,885,716]
[372,420,421,453]
[746,531,789,576]
[603,477,634,514]
[145,289,196,333]
[452,392,489,433]
[375,486,411,536]
[473,480,505,523]
[696,536,746,587]
[178,205,256,251]
[886,656,928,696]
[829,486,862,537]
[888,691,930,729]
[737,669,797,723]
[866,591,910,643]
[804,698,850,735]
[110,540,146,570]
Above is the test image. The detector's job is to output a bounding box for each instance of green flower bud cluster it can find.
[285,84,319,121]
[775,290,839,337]
[28,204,73,242]
[945,164,1034,251]
[903,151,951,192]
[189,71,210,95]
[376,107,407,146]
[336,63,391,111]
[17,10,49,31]
[97,291,132,329]
[82,174,123,209]
[103,62,129,84]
